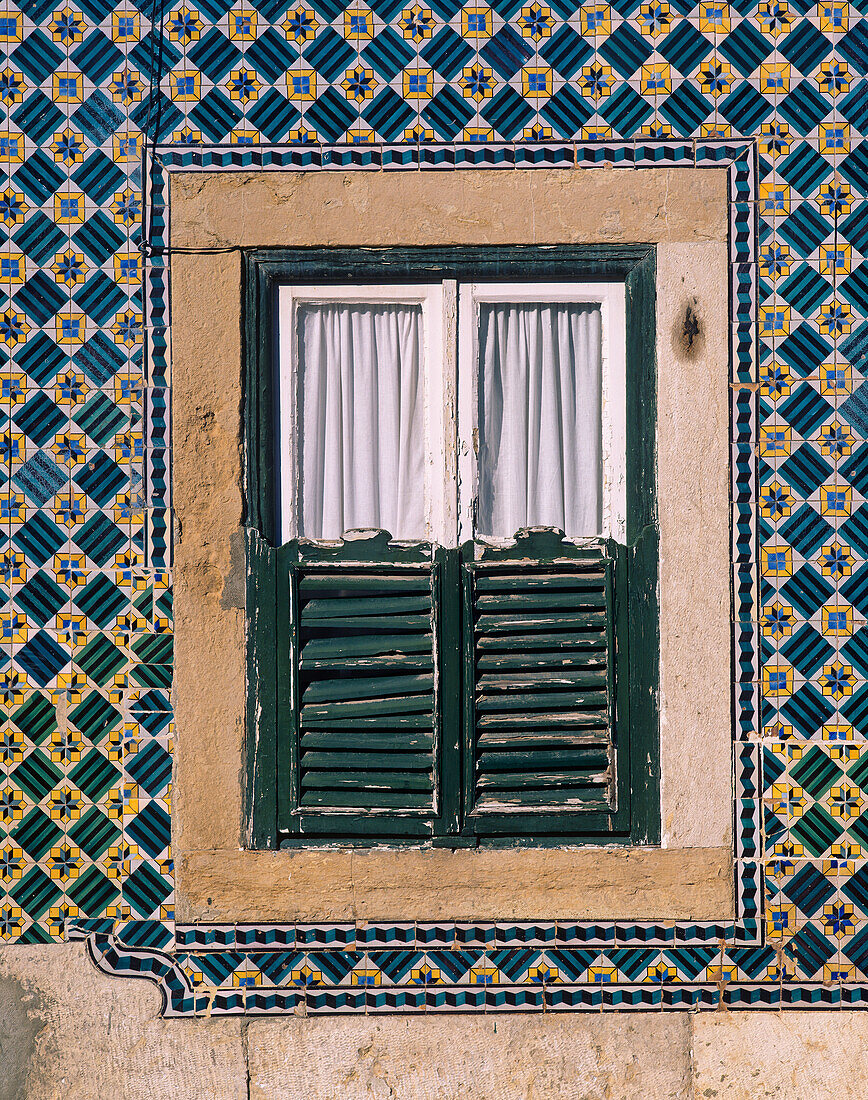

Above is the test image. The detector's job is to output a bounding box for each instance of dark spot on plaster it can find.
[0,975,47,1100]
[220,529,246,611]
[674,298,704,358]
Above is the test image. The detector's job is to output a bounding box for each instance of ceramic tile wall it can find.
[1,0,867,1013]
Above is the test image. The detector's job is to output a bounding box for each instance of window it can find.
[275,281,625,545]
[247,246,658,849]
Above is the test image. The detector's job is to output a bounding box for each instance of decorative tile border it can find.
[68,139,765,1013]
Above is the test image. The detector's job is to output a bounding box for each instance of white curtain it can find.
[476,302,602,538]
[298,302,425,540]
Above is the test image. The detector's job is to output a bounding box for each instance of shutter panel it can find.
[298,569,436,810]
[462,532,629,840]
[278,536,454,843]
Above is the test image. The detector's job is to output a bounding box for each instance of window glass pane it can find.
[298,302,426,540]
[476,302,602,538]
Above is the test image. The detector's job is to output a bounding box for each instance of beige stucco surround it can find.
[170,167,734,922]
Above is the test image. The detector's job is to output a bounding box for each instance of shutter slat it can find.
[301,633,433,658]
[477,671,607,689]
[302,751,434,771]
[478,790,609,808]
[477,693,607,712]
[301,595,430,618]
[302,672,434,704]
[476,612,606,631]
[478,730,609,748]
[476,591,607,610]
[469,556,615,819]
[302,695,432,720]
[477,631,604,650]
[299,613,432,631]
[302,656,435,671]
[477,712,607,728]
[294,563,438,816]
[301,770,433,790]
[300,730,434,750]
[301,791,434,809]
[477,653,605,670]
[477,748,609,770]
[475,572,605,591]
[477,769,608,789]
[300,573,430,593]
[302,713,433,730]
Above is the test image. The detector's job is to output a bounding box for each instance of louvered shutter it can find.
[276,536,456,843]
[461,532,631,840]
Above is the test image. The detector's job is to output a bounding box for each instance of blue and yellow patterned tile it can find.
[0,0,865,1012]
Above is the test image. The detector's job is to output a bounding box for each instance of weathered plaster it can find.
[656,240,732,850]
[0,946,246,1100]
[7,951,868,1099]
[170,167,733,922]
[169,167,729,249]
[177,844,732,921]
[246,1014,694,1100]
[692,1012,868,1099]
[0,975,46,1100]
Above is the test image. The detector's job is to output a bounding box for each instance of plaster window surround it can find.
[169,166,734,923]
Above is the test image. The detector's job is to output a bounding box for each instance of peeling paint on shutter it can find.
[296,569,438,812]
[467,556,615,817]
[456,527,637,842]
[275,533,456,844]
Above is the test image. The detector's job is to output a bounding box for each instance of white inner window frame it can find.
[457,282,626,546]
[277,283,446,545]
[277,280,626,548]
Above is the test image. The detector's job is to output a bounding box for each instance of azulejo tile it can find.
[4,0,868,1012]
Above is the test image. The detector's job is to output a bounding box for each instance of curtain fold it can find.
[476,302,603,539]
[298,302,425,540]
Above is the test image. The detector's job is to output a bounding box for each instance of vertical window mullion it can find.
[456,284,479,546]
[600,286,628,546]
[433,280,462,836]
[247,529,280,847]
[435,544,463,837]
[438,278,459,549]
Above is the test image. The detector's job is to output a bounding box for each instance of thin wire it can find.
[137,4,246,260]
[149,245,246,255]
[135,8,270,259]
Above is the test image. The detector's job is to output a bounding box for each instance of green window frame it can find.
[245,246,659,848]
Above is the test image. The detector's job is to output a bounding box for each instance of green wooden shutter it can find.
[276,535,458,843]
[461,530,632,841]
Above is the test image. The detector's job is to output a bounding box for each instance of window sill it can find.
[176,845,733,923]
